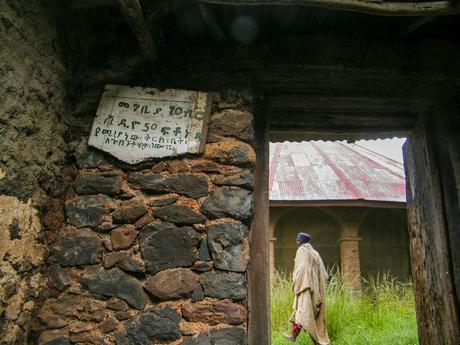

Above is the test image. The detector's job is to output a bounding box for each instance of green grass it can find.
[271,269,418,345]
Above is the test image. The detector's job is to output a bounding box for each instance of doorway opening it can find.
[267,138,417,345]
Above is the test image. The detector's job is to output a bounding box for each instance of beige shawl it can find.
[289,243,330,345]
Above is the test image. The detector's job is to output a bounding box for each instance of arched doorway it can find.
[273,208,341,273]
[359,208,410,281]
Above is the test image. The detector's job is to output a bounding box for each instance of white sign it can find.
[88,85,211,164]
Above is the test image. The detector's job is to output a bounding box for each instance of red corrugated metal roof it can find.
[269,141,406,203]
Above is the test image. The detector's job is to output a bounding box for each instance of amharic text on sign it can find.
[88,85,211,164]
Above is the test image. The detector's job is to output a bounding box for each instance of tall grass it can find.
[271,269,418,345]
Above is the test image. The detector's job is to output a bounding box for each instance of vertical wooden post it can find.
[432,113,460,310]
[404,114,460,345]
[248,101,270,345]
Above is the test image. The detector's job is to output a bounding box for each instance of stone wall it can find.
[34,95,255,345]
[0,1,70,343]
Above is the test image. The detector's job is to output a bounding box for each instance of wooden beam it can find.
[432,111,460,321]
[267,95,430,114]
[197,3,228,42]
[404,115,460,344]
[249,100,271,345]
[118,0,157,64]
[398,15,438,38]
[197,0,460,16]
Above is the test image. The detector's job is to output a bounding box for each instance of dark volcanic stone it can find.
[50,229,103,267]
[140,222,200,274]
[107,298,129,311]
[119,253,146,273]
[180,333,210,345]
[211,327,247,344]
[201,271,247,301]
[168,160,190,173]
[100,317,120,333]
[191,261,213,272]
[111,225,138,250]
[40,338,70,345]
[151,161,169,173]
[190,160,222,173]
[201,187,253,222]
[114,311,131,321]
[82,266,145,309]
[104,251,128,268]
[75,148,104,169]
[198,239,211,262]
[208,109,254,142]
[181,327,247,345]
[164,174,209,198]
[144,268,200,300]
[69,330,104,344]
[120,307,181,344]
[129,172,208,198]
[181,300,246,325]
[114,331,128,345]
[191,286,205,302]
[38,329,70,345]
[134,213,155,229]
[128,173,168,193]
[154,204,205,225]
[212,170,254,190]
[148,194,179,207]
[207,221,249,272]
[48,266,81,291]
[204,140,255,167]
[38,295,105,327]
[65,195,111,228]
[76,172,123,196]
[39,337,70,345]
[112,199,147,224]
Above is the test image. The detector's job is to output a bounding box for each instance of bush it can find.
[271,269,418,345]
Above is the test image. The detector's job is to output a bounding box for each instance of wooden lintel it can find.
[267,95,430,113]
[161,34,460,96]
[197,3,228,42]
[118,0,157,64]
[197,0,460,16]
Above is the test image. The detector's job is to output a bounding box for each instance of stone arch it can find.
[358,208,410,281]
[273,207,341,273]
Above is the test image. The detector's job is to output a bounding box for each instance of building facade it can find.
[269,141,409,288]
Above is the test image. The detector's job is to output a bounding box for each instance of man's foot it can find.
[283,334,296,342]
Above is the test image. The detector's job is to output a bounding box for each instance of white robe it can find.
[289,243,330,345]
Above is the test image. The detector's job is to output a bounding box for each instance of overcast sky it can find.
[355,138,407,163]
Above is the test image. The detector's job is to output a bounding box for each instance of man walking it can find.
[285,233,330,345]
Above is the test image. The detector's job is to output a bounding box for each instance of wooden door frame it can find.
[248,98,460,344]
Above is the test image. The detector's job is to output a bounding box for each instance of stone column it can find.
[338,223,362,290]
[268,218,277,280]
[269,237,277,279]
[334,211,365,291]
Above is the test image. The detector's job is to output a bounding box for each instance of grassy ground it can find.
[271,270,418,345]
